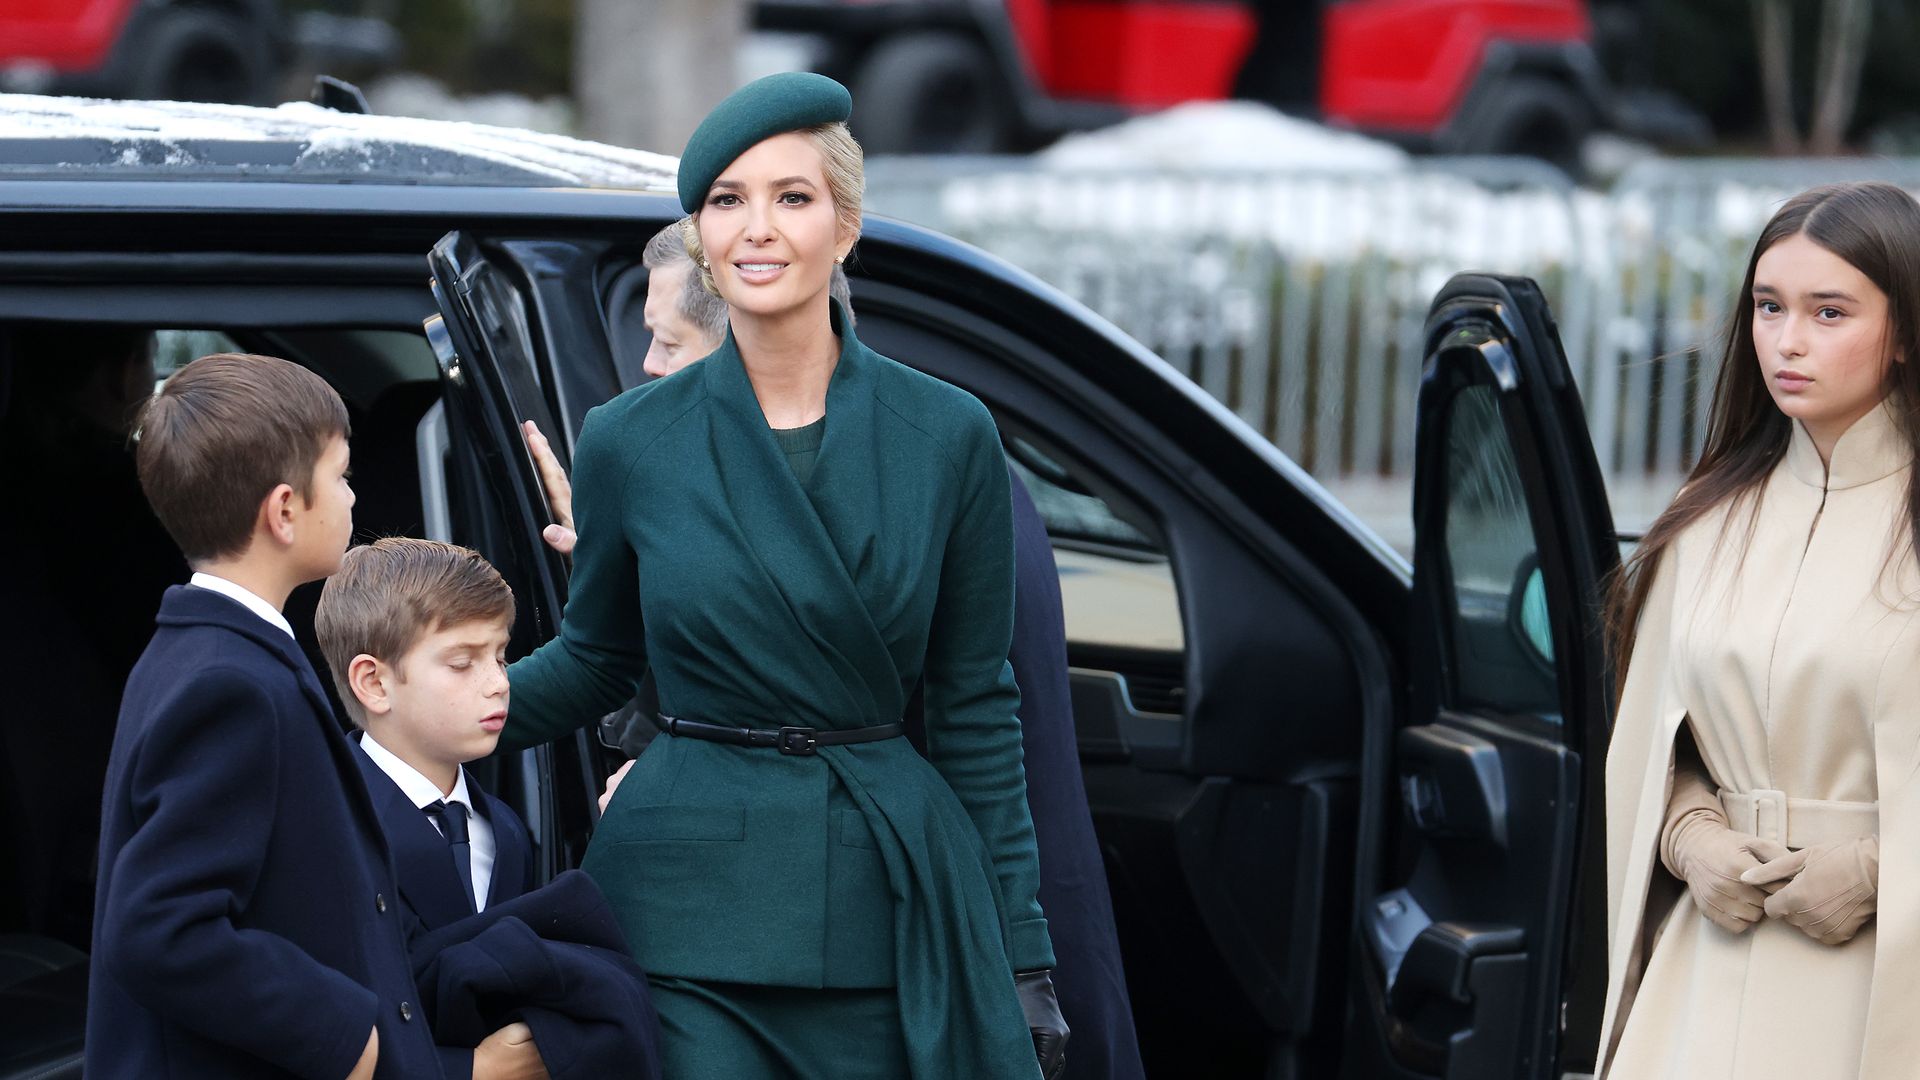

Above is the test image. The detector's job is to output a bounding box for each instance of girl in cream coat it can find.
[1602,182,1920,1079]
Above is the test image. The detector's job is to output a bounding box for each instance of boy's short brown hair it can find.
[134,353,350,563]
[316,537,516,728]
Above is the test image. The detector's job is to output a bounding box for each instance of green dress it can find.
[504,302,1054,1078]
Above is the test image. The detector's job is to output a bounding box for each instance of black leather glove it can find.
[1015,970,1069,1080]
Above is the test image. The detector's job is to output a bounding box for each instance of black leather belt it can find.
[652,713,906,756]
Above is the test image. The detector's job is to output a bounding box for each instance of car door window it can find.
[1005,434,1184,696]
[152,329,240,378]
[1441,384,1557,714]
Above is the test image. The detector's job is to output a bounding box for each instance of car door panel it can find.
[1344,274,1617,1080]
[846,284,1370,1077]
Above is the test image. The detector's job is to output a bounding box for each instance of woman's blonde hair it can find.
[683,121,865,299]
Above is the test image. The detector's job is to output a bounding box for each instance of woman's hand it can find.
[1015,970,1069,1080]
[599,758,635,815]
[522,420,577,556]
[1742,837,1879,945]
[1669,818,1785,934]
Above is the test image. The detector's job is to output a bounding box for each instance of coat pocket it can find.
[621,804,747,843]
[834,808,879,850]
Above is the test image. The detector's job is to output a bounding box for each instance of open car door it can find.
[1343,274,1620,1080]
[424,229,613,876]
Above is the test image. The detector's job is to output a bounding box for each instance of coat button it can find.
[375,893,387,914]
[399,1001,413,1022]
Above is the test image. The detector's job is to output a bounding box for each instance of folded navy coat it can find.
[409,870,661,1080]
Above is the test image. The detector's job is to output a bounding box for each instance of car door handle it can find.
[1398,720,1509,847]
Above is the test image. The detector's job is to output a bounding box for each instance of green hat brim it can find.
[678,72,853,215]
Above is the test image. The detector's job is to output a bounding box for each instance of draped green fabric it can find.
[505,302,1052,1078]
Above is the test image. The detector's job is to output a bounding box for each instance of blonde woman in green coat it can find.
[502,73,1065,1079]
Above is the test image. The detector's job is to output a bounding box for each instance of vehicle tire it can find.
[1458,75,1589,173]
[127,7,266,105]
[852,33,1014,154]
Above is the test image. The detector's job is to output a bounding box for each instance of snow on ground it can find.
[0,92,676,188]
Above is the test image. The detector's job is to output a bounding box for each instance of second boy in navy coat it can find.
[321,536,660,1080]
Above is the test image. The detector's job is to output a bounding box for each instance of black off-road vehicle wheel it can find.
[128,7,267,105]
[852,32,1014,154]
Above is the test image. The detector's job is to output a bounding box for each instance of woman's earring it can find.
[835,254,846,265]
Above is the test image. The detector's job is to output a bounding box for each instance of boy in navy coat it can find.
[87,353,541,1080]
[317,537,535,933]
[319,536,660,1080]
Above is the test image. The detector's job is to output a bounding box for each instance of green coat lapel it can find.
[699,301,904,730]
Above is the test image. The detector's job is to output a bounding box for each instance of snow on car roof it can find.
[0,94,679,189]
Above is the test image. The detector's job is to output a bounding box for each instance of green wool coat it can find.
[504,302,1055,1078]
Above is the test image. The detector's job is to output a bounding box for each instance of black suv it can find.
[0,96,1620,1080]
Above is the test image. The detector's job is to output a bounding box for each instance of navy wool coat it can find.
[356,747,536,1080]
[353,748,534,930]
[87,586,442,1080]
[1004,469,1146,1080]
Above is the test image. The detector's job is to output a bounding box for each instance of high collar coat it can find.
[505,303,1054,1079]
[1601,401,1920,1078]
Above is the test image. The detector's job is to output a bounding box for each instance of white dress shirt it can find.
[360,733,497,912]
[188,572,295,639]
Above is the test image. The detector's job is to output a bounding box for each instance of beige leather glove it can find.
[1660,752,1788,934]
[1741,837,1879,945]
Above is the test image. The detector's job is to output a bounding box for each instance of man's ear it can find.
[259,482,297,547]
[346,654,394,718]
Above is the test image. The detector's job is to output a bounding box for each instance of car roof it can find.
[0,98,1407,595]
[0,93,679,190]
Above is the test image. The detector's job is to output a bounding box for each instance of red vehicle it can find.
[0,0,289,104]
[756,0,1704,167]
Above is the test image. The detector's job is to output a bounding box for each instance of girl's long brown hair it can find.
[1605,182,1920,686]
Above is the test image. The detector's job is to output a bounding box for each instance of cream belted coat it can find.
[1601,401,1920,1079]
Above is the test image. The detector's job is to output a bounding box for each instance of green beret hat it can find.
[677,71,853,214]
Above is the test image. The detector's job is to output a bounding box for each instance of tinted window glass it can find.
[1441,385,1557,714]
[1009,438,1154,550]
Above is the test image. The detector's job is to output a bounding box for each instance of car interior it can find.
[0,236,1389,1080]
[0,310,558,1080]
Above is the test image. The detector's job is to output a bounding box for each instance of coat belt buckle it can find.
[1751,788,1788,845]
[777,726,819,755]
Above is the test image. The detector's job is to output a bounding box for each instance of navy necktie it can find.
[424,800,478,912]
